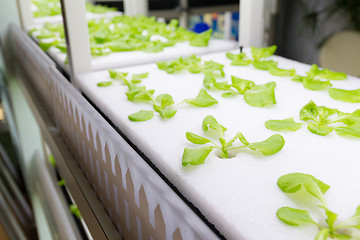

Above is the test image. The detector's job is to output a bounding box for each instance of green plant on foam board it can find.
[182,115,285,166]
[31,16,212,56]
[97,69,218,122]
[204,75,277,108]
[226,45,296,77]
[292,64,347,91]
[156,54,225,76]
[226,46,348,94]
[277,172,360,240]
[157,55,277,108]
[265,100,360,137]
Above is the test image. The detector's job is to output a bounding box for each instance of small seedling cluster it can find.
[31,16,212,56]
[157,54,277,108]
[98,69,218,121]
[182,115,285,166]
[265,100,360,137]
[277,173,360,240]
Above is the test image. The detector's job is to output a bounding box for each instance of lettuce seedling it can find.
[226,45,296,77]
[251,45,277,61]
[226,47,349,95]
[157,54,224,77]
[189,29,212,47]
[265,100,360,137]
[31,14,212,57]
[277,172,360,239]
[127,88,217,121]
[157,53,276,108]
[306,64,347,80]
[182,115,285,166]
[226,52,251,66]
[98,69,218,122]
[292,64,347,91]
[205,75,277,107]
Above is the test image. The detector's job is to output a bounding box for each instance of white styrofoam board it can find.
[45,39,237,72]
[77,49,360,240]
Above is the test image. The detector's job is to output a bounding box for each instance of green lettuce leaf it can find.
[265,118,302,131]
[185,89,218,107]
[277,207,317,226]
[128,110,154,122]
[186,132,212,144]
[243,82,276,107]
[277,173,330,203]
[182,147,213,166]
[329,88,360,103]
[248,134,284,155]
[251,45,277,61]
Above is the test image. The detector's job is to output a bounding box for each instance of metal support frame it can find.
[123,0,148,16]
[179,0,188,28]
[60,0,92,87]
[239,0,265,47]
[15,0,33,30]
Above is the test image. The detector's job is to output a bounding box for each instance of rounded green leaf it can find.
[251,45,277,61]
[132,72,149,79]
[186,132,211,144]
[277,207,316,226]
[185,89,218,107]
[214,81,231,90]
[299,101,318,121]
[156,94,174,108]
[202,115,227,134]
[303,77,332,91]
[97,81,113,87]
[307,123,331,136]
[326,70,347,80]
[277,173,330,202]
[182,147,213,167]
[128,110,154,122]
[329,88,360,103]
[231,76,254,94]
[243,82,276,107]
[268,66,296,77]
[248,134,284,155]
[133,90,155,101]
[154,107,177,119]
[39,40,56,51]
[107,40,135,52]
[226,52,236,60]
[335,125,360,138]
[252,60,278,70]
[265,118,302,132]
[231,57,252,66]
